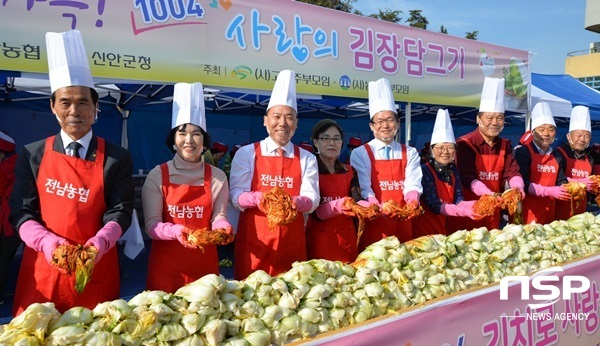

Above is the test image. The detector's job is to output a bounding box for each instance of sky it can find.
[353,0,599,75]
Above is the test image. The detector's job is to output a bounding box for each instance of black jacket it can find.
[9,134,135,232]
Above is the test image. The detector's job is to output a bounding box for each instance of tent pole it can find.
[524,51,533,132]
[405,102,412,145]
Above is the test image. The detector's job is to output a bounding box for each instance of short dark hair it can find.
[165,124,211,153]
[311,119,344,141]
[51,87,99,104]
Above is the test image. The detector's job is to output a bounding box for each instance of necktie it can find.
[276,147,285,157]
[383,146,391,160]
[68,142,82,158]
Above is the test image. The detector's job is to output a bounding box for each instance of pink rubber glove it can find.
[146,222,184,241]
[237,191,264,209]
[211,218,233,235]
[568,177,597,190]
[440,201,479,219]
[365,196,381,207]
[356,200,371,208]
[315,197,353,220]
[86,221,122,264]
[470,180,494,196]
[292,196,314,213]
[528,183,570,201]
[19,220,68,265]
[509,176,526,199]
[404,190,420,207]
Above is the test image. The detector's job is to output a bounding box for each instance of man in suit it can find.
[9,30,134,315]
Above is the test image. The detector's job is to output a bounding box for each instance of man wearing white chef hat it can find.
[414,109,481,238]
[142,82,232,293]
[350,77,422,249]
[230,69,319,280]
[514,102,569,224]
[9,30,134,316]
[455,77,524,231]
[554,105,597,220]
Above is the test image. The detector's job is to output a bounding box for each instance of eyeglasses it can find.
[318,137,343,143]
[371,118,397,126]
[433,146,456,153]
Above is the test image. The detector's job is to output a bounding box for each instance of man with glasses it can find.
[455,77,524,231]
[350,78,422,249]
[554,105,596,220]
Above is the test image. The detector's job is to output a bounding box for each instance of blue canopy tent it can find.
[531,73,600,121]
[3,72,600,170]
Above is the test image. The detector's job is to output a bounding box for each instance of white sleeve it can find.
[299,150,320,212]
[350,146,375,199]
[403,146,423,194]
[229,144,255,211]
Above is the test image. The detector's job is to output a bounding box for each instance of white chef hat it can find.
[171,82,206,131]
[569,105,591,133]
[430,109,456,145]
[479,77,505,113]
[368,78,397,118]
[531,102,556,129]
[46,30,94,93]
[267,70,297,112]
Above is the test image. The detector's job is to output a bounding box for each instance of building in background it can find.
[566,0,600,90]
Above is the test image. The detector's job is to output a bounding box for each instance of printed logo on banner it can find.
[131,0,207,35]
[339,75,351,90]
[232,65,252,79]
[499,266,590,309]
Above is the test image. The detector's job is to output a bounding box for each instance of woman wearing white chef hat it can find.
[413,109,481,237]
[554,105,597,220]
[513,102,569,224]
[142,82,232,293]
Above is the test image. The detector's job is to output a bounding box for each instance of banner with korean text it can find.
[304,253,600,345]
[0,0,529,109]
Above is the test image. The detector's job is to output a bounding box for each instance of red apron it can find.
[0,154,17,236]
[456,138,506,231]
[555,147,592,220]
[234,143,306,280]
[360,144,411,251]
[146,163,217,293]
[413,163,455,237]
[305,165,357,263]
[13,136,118,316]
[521,144,559,224]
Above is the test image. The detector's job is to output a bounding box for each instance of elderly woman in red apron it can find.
[142,83,231,293]
[305,119,365,263]
[554,106,597,220]
[455,77,525,231]
[229,70,320,280]
[414,109,480,238]
[350,78,423,250]
[513,102,569,224]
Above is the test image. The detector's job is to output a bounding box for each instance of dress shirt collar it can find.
[264,136,293,156]
[531,141,553,155]
[60,129,92,152]
[371,138,398,151]
[473,128,500,148]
